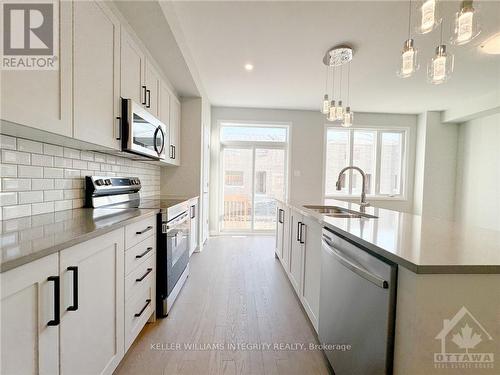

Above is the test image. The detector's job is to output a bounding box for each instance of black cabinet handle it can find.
[146,89,151,108]
[141,85,147,105]
[136,226,153,235]
[47,276,60,326]
[300,223,305,244]
[173,145,176,160]
[136,268,153,282]
[136,247,153,259]
[278,209,284,224]
[135,299,151,317]
[297,221,301,242]
[190,205,196,219]
[67,266,78,311]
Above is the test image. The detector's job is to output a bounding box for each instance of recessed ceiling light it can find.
[244,63,254,71]
[480,33,500,55]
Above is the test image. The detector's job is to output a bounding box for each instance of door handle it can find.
[136,247,153,259]
[47,276,60,326]
[136,226,153,235]
[67,266,78,311]
[146,89,151,108]
[279,209,284,224]
[141,85,147,105]
[173,145,176,160]
[135,299,151,317]
[136,268,153,282]
[322,236,389,289]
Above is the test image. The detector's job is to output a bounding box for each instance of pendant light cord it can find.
[339,64,343,101]
[324,65,329,94]
[347,61,350,106]
[332,65,335,100]
[407,0,412,39]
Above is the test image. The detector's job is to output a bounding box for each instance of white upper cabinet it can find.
[159,82,171,126]
[120,29,145,105]
[169,96,181,165]
[144,61,160,118]
[1,253,60,375]
[59,229,124,375]
[73,1,120,149]
[0,0,72,137]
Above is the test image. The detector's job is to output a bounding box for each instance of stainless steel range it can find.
[85,176,190,317]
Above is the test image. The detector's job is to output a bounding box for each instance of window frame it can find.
[323,126,409,201]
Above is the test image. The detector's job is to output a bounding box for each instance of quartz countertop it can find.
[0,207,160,273]
[281,199,500,274]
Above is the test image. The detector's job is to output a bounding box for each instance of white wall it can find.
[455,113,500,231]
[210,106,417,233]
[413,112,459,220]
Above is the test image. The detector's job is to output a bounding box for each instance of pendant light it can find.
[417,0,440,34]
[398,0,419,78]
[321,66,330,114]
[343,62,354,127]
[451,0,481,45]
[428,22,454,84]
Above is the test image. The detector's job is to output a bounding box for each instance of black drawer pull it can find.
[146,89,151,108]
[47,276,60,326]
[136,226,153,235]
[136,268,153,282]
[135,299,151,317]
[136,247,153,259]
[141,85,147,105]
[67,266,79,311]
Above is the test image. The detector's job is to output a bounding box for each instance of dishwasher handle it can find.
[322,235,389,289]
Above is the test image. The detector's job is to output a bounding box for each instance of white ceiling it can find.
[171,1,500,114]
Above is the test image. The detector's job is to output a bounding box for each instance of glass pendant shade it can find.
[417,0,440,34]
[335,100,344,120]
[322,94,330,114]
[427,45,454,84]
[327,101,336,121]
[397,39,419,78]
[342,107,353,127]
[451,0,480,45]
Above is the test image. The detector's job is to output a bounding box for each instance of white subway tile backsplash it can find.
[64,147,80,159]
[1,150,31,165]
[19,191,44,204]
[2,178,31,191]
[32,202,54,215]
[18,165,43,178]
[17,139,43,153]
[44,167,64,178]
[0,192,18,206]
[44,190,64,201]
[0,164,17,177]
[31,179,54,190]
[0,135,17,150]
[32,154,54,167]
[3,204,31,220]
[54,179,73,189]
[1,137,160,219]
[43,143,64,157]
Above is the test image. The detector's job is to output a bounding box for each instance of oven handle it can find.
[165,211,189,231]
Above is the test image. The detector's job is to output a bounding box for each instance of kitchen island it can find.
[275,199,500,375]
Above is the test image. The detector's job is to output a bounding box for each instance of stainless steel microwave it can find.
[121,98,167,160]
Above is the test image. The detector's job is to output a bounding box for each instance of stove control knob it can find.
[136,178,141,185]
[105,179,112,186]
[95,179,104,186]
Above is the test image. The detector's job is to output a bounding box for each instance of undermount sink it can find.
[303,205,378,219]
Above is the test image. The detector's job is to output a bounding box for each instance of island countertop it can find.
[280,199,500,274]
[0,207,160,273]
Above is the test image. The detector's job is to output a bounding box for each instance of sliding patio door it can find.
[220,124,288,232]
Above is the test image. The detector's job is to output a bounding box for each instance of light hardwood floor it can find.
[115,236,331,375]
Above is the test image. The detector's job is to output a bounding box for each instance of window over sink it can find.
[324,127,407,199]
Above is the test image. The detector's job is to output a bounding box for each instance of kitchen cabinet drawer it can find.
[125,281,154,351]
[125,216,156,249]
[125,254,155,301]
[125,235,155,276]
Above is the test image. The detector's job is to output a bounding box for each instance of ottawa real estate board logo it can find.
[434,306,494,369]
[1,0,58,70]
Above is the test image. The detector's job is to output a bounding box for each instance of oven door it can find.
[122,99,166,160]
[166,211,190,296]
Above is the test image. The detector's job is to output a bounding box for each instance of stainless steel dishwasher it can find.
[319,228,397,375]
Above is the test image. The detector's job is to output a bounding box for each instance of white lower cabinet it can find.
[59,229,125,375]
[1,253,60,375]
[300,215,322,332]
[275,202,322,333]
[189,198,199,256]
